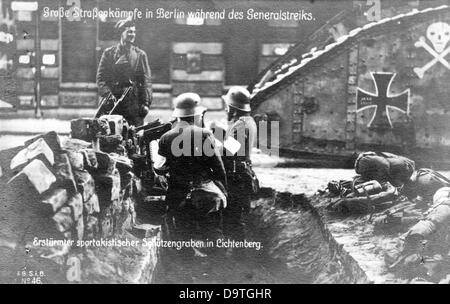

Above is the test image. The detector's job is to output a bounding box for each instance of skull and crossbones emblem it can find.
[414,22,450,78]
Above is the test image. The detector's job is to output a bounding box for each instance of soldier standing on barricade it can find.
[158,93,227,257]
[96,17,152,126]
[221,87,259,249]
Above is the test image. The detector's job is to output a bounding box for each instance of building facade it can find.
[1,0,352,113]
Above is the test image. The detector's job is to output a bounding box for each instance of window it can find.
[61,3,96,83]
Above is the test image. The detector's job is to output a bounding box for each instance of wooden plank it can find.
[172,70,224,82]
[172,54,224,70]
[172,43,222,55]
[172,82,223,96]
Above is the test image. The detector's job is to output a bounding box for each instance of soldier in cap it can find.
[96,18,152,126]
[221,86,259,243]
[158,93,227,256]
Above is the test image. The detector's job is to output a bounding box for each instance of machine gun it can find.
[126,120,173,193]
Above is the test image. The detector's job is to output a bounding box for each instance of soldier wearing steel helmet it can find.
[221,86,259,244]
[158,93,227,256]
[96,18,152,126]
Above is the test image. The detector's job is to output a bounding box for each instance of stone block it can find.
[54,153,77,193]
[95,169,121,208]
[24,131,61,155]
[74,218,84,241]
[61,138,92,151]
[74,170,95,202]
[99,115,124,136]
[68,193,83,221]
[71,118,95,142]
[52,206,73,233]
[66,150,84,171]
[114,155,133,176]
[41,188,68,213]
[129,153,146,176]
[92,117,111,136]
[81,149,98,171]
[10,138,55,170]
[116,198,133,234]
[99,135,123,153]
[95,151,116,174]
[131,224,160,239]
[121,171,134,194]
[8,159,56,195]
[63,231,72,240]
[83,193,100,215]
[99,207,114,238]
[111,199,123,217]
[84,216,99,240]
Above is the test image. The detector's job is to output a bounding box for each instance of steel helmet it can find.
[223,86,251,112]
[172,93,207,118]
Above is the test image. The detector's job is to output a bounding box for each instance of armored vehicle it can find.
[250,5,450,168]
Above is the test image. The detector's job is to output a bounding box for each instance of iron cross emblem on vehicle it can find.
[414,22,450,78]
[356,72,409,129]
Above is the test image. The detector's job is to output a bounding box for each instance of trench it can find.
[147,187,368,284]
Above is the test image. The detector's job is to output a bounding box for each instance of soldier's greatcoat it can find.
[96,43,152,126]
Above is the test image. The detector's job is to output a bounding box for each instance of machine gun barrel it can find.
[139,122,172,145]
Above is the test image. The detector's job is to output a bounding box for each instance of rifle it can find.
[94,85,134,119]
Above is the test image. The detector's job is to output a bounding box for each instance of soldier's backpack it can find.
[327,180,399,214]
[355,151,415,187]
[381,152,416,187]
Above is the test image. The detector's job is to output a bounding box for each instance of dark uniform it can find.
[96,21,152,126]
[158,93,227,244]
[222,87,258,241]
